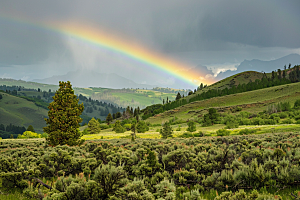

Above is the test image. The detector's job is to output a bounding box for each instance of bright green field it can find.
[81,123,300,140]
[0,92,48,132]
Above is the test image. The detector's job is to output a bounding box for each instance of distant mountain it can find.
[216,53,300,80]
[33,70,155,89]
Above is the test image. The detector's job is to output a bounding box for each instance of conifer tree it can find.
[106,113,113,124]
[87,118,101,134]
[44,81,84,146]
[160,122,173,139]
[26,125,35,133]
[187,121,196,132]
[175,92,181,100]
[113,120,125,133]
[131,122,136,141]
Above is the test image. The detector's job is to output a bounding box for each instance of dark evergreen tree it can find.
[278,69,282,79]
[106,113,113,125]
[0,124,5,131]
[43,81,84,146]
[187,121,196,132]
[116,112,122,118]
[26,125,35,133]
[131,122,136,141]
[283,70,286,79]
[160,122,173,139]
[136,121,149,133]
[203,108,219,126]
[133,108,138,117]
[200,83,204,90]
[175,92,181,101]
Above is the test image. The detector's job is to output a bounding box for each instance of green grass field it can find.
[0,92,48,132]
[81,123,300,140]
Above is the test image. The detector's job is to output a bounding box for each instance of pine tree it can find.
[200,83,204,90]
[131,122,136,141]
[187,121,196,132]
[160,122,173,139]
[87,118,101,134]
[106,113,113,124]
[26,125,35,133]
[113,120,125,133]
[44,81,84,146]
[175,92,181,100]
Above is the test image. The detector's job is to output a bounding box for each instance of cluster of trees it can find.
[0,123,26,139]
[2,132,300,199]
[78,94,125,117]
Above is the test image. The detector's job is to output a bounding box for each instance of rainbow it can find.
[1,15,212,87]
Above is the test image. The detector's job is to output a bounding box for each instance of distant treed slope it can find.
[0,91,48,133]
[0,78,58,91]
[0,79,178,109]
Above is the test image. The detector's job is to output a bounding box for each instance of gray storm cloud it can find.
[0,0,300,87]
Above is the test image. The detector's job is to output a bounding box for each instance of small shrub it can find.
[178,132,194,138]
[216,129,230,136]
[294,99,300,109]
[99,124,110,130]
[225,121,239,129]
[282,118,294,124]
[123,124,131,131]
[239,128,257,135]
[194,131,204,137]
[82,128,90,135]
[279,112,288,119]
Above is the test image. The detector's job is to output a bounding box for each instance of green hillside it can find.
[0,91,48,132]
[146,81,300,124]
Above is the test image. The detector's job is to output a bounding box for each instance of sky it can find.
[0,0,300,89]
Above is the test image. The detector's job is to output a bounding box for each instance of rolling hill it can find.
[0,78,178,109]
[146,81,300,124]
[0,91,48,132]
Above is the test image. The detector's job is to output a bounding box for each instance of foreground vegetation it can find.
[2,132,300,199]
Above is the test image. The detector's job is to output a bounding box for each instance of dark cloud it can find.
[0,0,300,88]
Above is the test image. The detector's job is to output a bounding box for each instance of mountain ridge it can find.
[216,53,300,80]
[33,70,156,89]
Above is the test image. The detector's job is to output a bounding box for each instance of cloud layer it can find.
[0,0,300,88]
